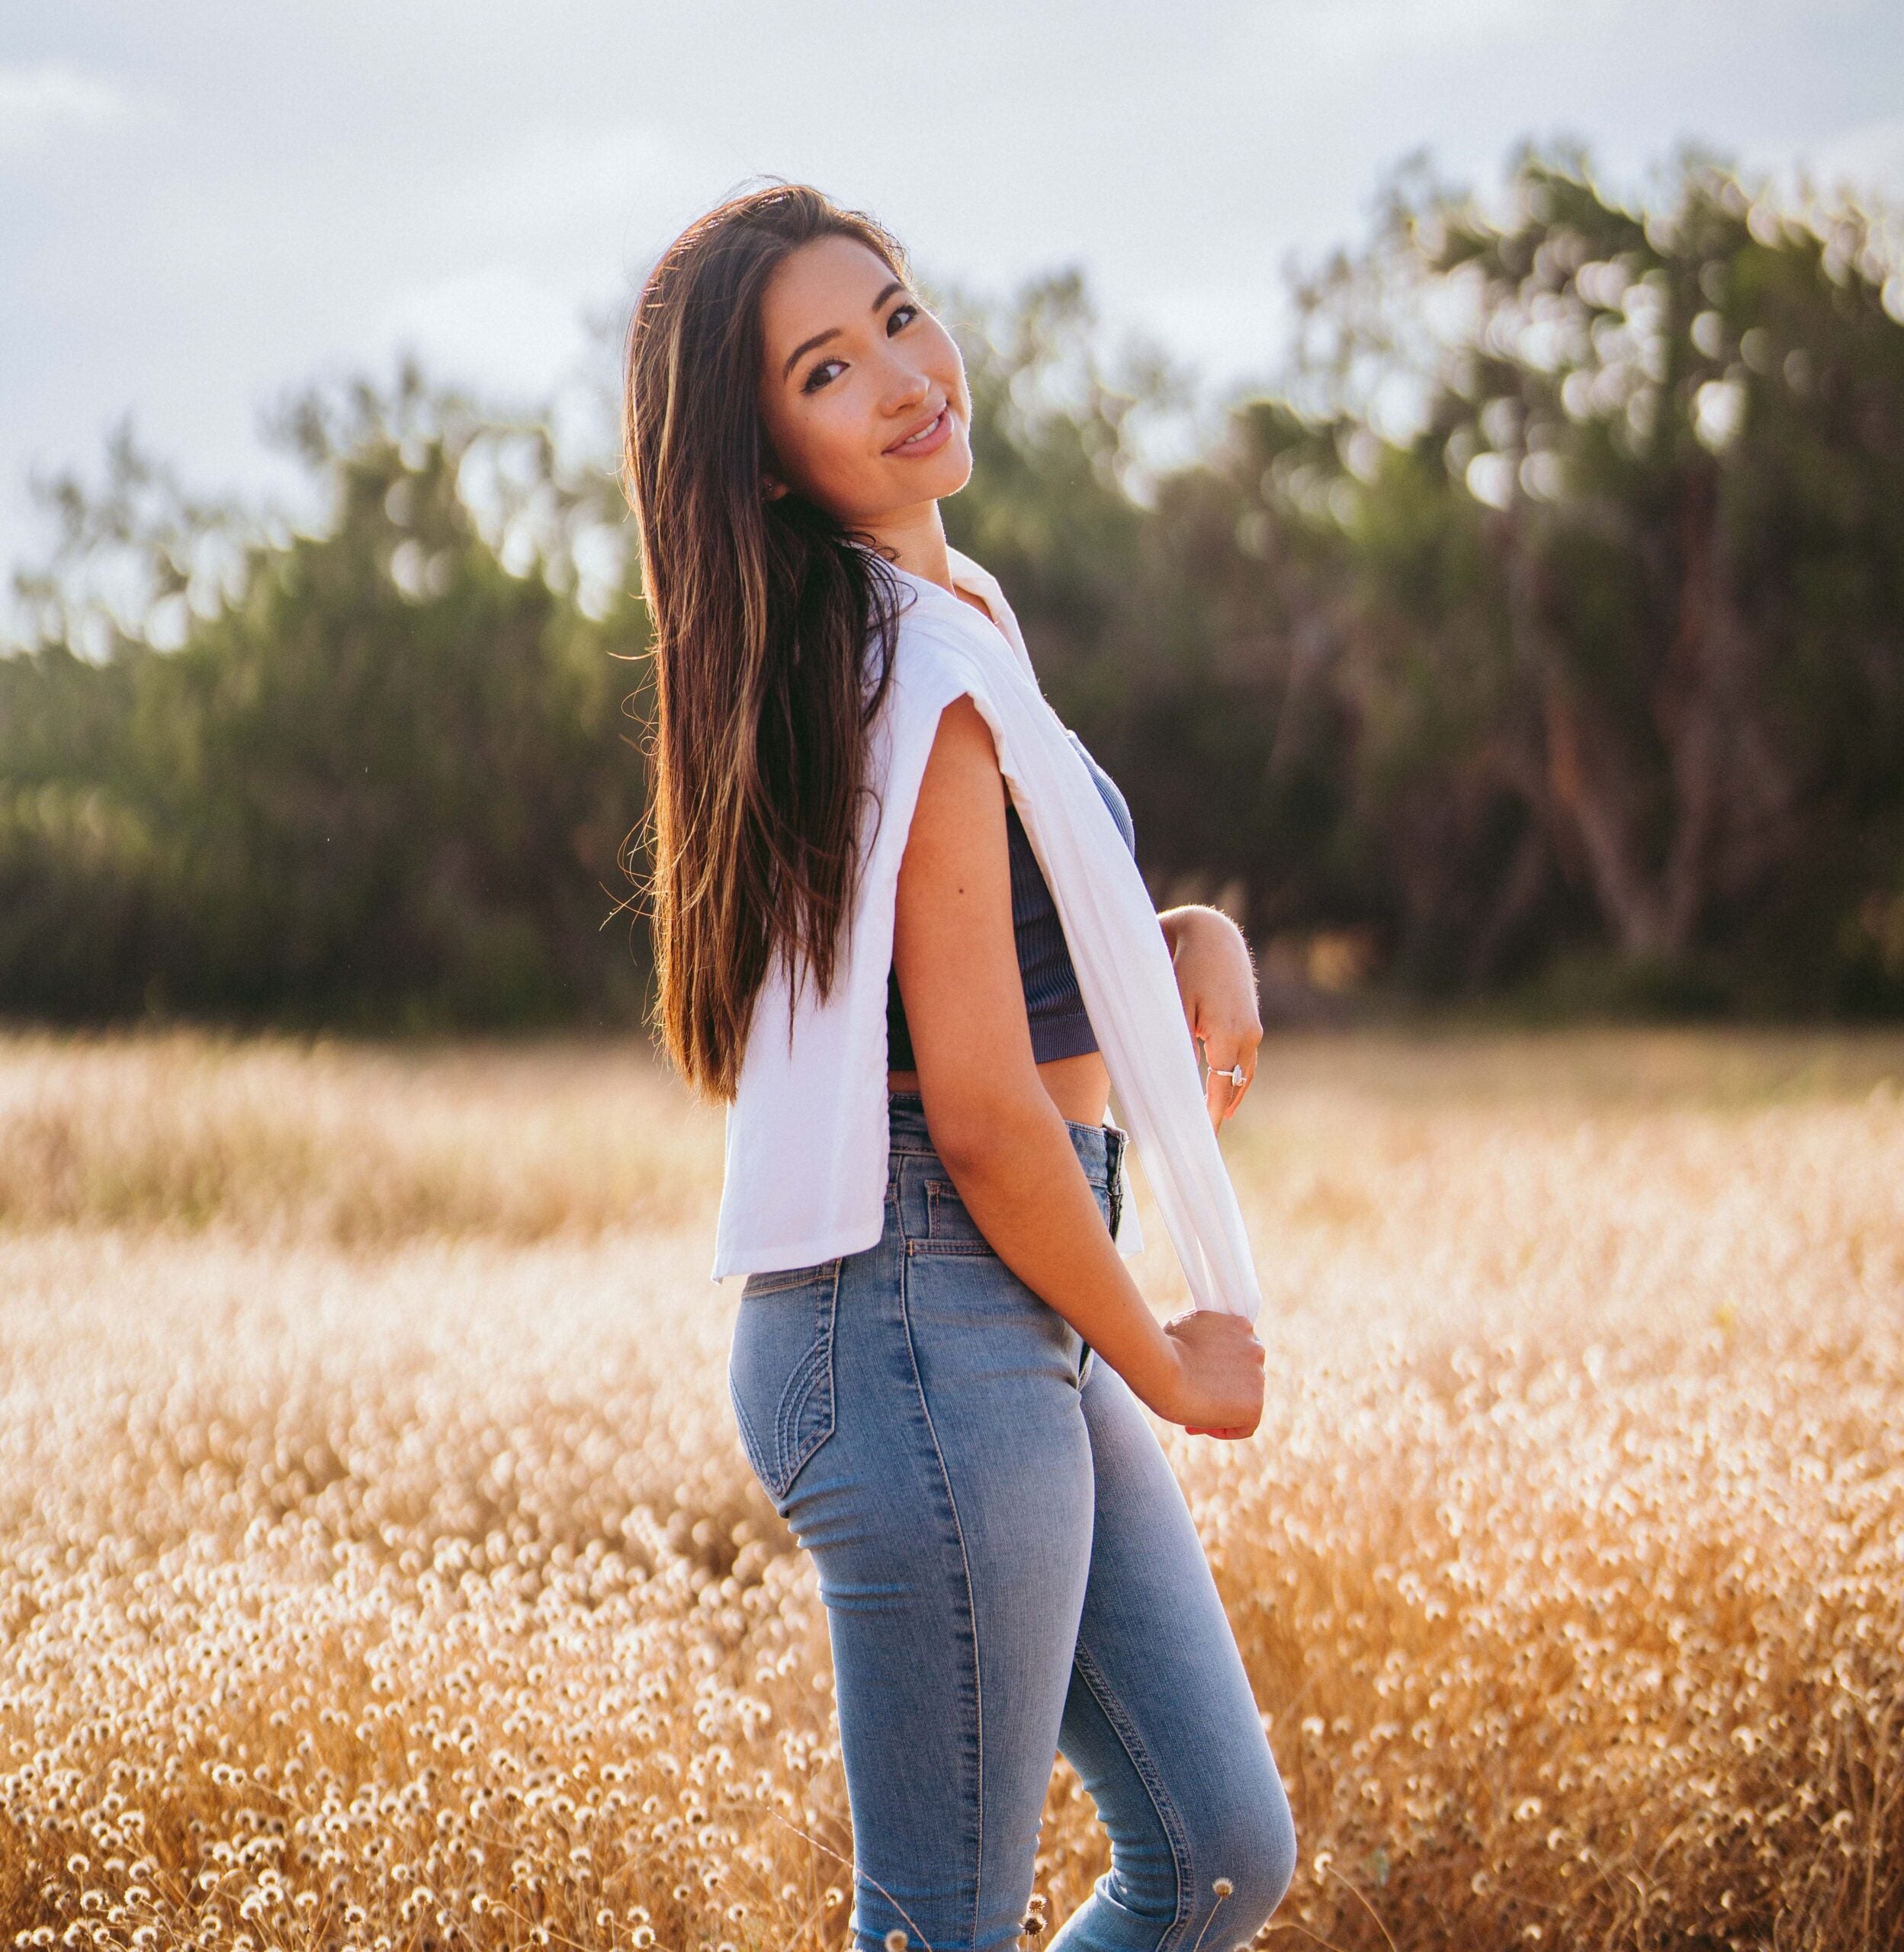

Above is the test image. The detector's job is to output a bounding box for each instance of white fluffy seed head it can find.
[4,1033,1894,1952]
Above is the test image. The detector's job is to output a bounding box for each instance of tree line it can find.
[5,142,1902,1029]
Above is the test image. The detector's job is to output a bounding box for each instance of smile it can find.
[885,405,952,456]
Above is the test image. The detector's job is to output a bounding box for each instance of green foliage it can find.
[935,265,1161,688]
[1136,143,1904,1010]
[5,143,1902,1026]
[2,371,652,1028]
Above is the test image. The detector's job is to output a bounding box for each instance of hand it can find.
[1161,907,1263,1132]
[1154,1308,1265,1440]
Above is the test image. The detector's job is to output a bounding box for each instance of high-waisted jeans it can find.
[727,1090,1296,1951]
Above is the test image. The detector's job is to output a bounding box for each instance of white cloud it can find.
[1803,114,1904,201]
[376,262,593,400]
[4,0,1900,611]
[0,61,132,156]
[1739,114,1904,223]
[351,121,717,403]
[454,123,702,249]
[1260,0,1633,68]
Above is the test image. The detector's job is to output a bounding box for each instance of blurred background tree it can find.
[1,367,651,1026]
[1272,140,1904,1013]
[3,141,1901,1029]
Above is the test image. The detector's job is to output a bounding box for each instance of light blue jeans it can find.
[727,1090,1296,1951]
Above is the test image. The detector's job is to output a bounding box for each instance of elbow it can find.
[919,1074,1055,1179]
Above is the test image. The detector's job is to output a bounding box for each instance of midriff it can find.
[888,1048,1112,1130]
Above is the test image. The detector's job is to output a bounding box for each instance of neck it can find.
[859,502,954,594]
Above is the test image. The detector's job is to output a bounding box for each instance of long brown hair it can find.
[621,183,913,1103]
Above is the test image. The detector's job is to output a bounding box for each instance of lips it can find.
[885,404,950,454]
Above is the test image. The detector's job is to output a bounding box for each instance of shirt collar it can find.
[943,545,1036,682]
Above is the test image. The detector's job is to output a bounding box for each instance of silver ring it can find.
[1218,1062,1246,1087]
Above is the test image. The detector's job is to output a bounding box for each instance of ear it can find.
[761,474,789,502]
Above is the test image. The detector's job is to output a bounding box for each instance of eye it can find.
[800,303,921,394]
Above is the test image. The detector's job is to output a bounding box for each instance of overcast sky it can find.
[3,0,1901,602]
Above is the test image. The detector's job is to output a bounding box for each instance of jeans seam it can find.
[916,1180,1109,1257]
[1071,1639,1195,1947]
[744,1259,837,1298]
[775,1337,827,1490]
[899,1245,984,1950]
[776,1266,840,1498]
[729,1381,770,1497]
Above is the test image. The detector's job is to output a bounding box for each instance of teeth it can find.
[897,410,942,447]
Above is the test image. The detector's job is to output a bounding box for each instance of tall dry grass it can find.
[0,1031,723,1242]
[1,1027,1900,1951]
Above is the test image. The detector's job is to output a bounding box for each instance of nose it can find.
[878,355,933,416]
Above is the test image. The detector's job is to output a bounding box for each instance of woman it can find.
[622,182,1296,1952]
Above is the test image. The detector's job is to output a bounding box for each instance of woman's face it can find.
[756,233,973,528]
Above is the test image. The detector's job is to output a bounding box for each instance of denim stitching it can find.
[919,1176,1108,1256]
[777,1324,831,1473]
[734,1267,841,1503]
[728,1378,772,1498]
[774,1339,825,1493]
[1070,1637,1196,1947]
[897,1238,983,1950]
[743,1257,841,1299]
[773,1267,840,1499]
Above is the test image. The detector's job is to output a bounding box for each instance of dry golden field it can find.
[2,1026,1901,1952]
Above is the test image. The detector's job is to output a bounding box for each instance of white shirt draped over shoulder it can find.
[708,544,1263,1323]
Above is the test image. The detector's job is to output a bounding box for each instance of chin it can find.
[846,434,974,520]
[929,454,975,499]
[918,437,976,499]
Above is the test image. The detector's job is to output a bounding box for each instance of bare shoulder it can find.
[907,692,1006,859]
[930,691,998,770]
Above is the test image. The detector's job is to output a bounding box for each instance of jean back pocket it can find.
[728,1260,843,1506]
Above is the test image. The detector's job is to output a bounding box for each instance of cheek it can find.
[782,403,882,509]
[766,399,843,486]
[926,326,968,400]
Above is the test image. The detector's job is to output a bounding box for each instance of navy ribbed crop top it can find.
[887,727,1138,1068]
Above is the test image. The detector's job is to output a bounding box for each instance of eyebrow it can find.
[781,278,907,381]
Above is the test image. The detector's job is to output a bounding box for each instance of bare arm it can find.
[1158,904,1263,1129]
[892,695,1263,1434]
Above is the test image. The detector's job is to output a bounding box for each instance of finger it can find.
[1202,1045,1252,1124]
[1175,1311,1240,1344]
[1195,1036,1224,1129]
[1189,1319,1259,1353]
[1203,1061,1235,1128]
